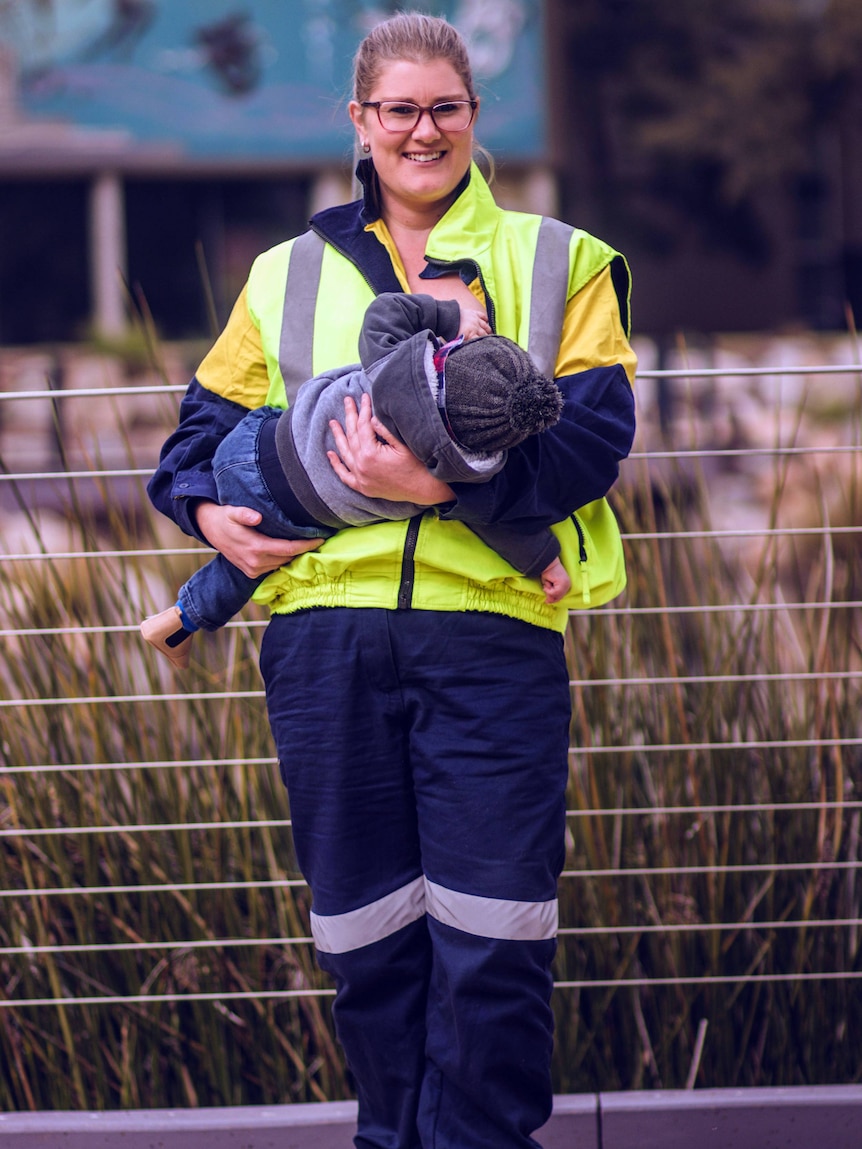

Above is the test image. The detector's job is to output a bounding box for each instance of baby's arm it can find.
[458,304,491,342]
[540,556,572,604]
[359,293,461,366]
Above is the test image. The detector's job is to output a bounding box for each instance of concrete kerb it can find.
[1,1086,861,1148]
[598,1085,862,1149]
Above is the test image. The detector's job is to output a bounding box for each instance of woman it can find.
[149,12,636,1148]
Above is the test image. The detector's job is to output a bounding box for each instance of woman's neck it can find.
[382,204,444,246]
[382,214,479,304]
[380,208,440,292]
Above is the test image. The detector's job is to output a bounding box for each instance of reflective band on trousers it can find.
[424,878,559,942]
[310,876,558,954]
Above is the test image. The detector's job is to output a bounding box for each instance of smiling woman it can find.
[146,11,636,1149]
[349,55,482,286]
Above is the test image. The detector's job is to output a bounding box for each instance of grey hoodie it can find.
[266,293,560,578]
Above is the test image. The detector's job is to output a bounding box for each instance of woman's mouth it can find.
[404,151,444,163]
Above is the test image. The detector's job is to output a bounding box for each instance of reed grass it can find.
[552,382,862,1092]
[1,359,861,1108]
[0,447,346,1109]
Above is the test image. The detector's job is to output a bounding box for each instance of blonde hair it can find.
[352,12,476,103]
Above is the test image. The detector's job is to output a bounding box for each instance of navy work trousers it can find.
[260,607,571,1149]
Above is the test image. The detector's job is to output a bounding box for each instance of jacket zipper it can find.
[571,513,591,605]
[398,514,423,609]
[423,258,496,331]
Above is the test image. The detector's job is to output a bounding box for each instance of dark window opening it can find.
[0,181,90,346]
[124,178,312,340]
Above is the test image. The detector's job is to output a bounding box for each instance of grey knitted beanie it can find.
[440,335,563,452]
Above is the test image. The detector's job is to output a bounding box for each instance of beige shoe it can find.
[140,606,194,670]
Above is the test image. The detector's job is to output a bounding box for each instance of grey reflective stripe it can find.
[279,230,326,404]
[310,874,557,954]
[310,876,425,954]
[425,878,558,942]
[527,217,574,377]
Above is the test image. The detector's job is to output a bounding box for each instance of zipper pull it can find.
[571,513,591,605]
[580,562,591,606]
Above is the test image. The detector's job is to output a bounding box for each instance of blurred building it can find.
[0,0,556,346]
[0,0,859,346]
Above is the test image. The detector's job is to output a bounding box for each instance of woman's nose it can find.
[412,108,441,138]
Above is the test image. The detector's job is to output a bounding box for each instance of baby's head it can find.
[434,335,563,452]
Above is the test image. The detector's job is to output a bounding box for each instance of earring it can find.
[361,142,371,154]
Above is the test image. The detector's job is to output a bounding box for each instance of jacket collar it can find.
[308,192,402,296]
[424,162,499,265]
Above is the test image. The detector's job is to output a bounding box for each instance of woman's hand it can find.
[327,393,454,505]
[193,501,324,578]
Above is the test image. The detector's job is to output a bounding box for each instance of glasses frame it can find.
[360,99,478,134]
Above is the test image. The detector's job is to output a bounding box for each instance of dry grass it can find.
[1,364,861,1107]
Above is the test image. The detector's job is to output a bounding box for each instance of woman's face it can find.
[350,57,478,220]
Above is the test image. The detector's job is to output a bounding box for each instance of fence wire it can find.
[1,359,861,1017]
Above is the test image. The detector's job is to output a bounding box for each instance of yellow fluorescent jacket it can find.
[196,164,637,633]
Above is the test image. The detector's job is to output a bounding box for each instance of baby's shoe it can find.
[141,606,194,670]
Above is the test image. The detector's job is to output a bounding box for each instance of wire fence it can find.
[1,352,861,1101]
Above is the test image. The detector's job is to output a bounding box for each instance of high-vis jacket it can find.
[148,162,636,633]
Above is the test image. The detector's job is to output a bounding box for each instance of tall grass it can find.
[553,395,862,1091]
[1,362,861,1108]
[0,444,346,1109]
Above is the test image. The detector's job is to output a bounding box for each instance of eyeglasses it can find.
[361,99,477,134]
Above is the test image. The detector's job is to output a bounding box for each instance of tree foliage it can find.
[560,0,862,256]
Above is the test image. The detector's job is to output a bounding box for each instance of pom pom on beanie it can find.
[441,335,563,452]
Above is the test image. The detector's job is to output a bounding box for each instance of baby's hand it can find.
[458,306,491,341]
[540,557,572,604]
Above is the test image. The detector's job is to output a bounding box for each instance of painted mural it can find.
[0,0,544,160]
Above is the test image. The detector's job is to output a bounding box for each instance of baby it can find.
[142,293,569,668]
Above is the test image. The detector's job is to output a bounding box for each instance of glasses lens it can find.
[377,102,420,130]
[377,101,474,131]
[431,102,474,130]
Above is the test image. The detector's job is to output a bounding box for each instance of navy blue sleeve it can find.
[469,523,561,578]
[146,378,251,541]
[439,364,635,530]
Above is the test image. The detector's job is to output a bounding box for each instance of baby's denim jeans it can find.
[179,406,331,631]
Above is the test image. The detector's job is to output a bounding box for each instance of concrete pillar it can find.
[309,167,352,215]
[88,170,128,337]
[522,165,560,218]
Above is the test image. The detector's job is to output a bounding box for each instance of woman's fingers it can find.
[195,501,323,577]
